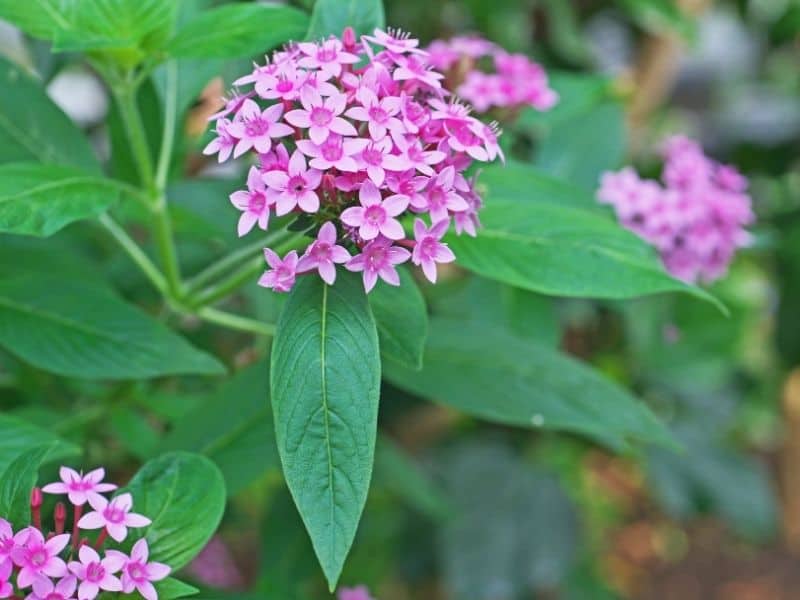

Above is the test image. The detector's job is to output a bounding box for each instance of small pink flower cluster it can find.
[426,35,558,113]
[0,467,170,600]
[204,27,502,293]
[338,585,375,600]
[597,136,754,283]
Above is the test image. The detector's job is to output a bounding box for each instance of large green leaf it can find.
[154,578,200,600]
[0,414,79,475]
[0,163,119,237]
[384,318,674,451]
[0,443,73,528]
[270,272,381,590]
[0,0,75,40]
[161,362,278,496]
[368,268,427,369]
[0,273,225,379]
[168,4,309,59]
[447,196,715,305]
[0,57,99,171]
[306,0,385,39]
[122,452,226,570]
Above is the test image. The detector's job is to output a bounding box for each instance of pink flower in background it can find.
[185,536,244,591]
[78,494,151,543]
[230,166,273,236]
[68,546,123,599]
[297,222,351,285]
[338,585,375,600]
[412,219,456,282]
[11,529,69,588]
[597,136,754,284]
[111,540,170,600]
[346,238,411,292]
[28,575,77,600]
[264,150,323,216]
[259,249,299,293]
[42,468,117,507]
[341,181,408,240]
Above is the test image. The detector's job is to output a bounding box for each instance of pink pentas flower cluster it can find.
[204,27,503,293]
[597,136,754,284]
[0,466,169,600]
[425,35,558,113]
[338,585,375,600]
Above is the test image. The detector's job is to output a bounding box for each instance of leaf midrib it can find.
[0,175,111,203]
[320,283,335,567]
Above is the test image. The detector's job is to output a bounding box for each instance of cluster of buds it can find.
[598,136,754,284]
[204,27,504,293]
[425,35,558,114]
[0,467,170,600]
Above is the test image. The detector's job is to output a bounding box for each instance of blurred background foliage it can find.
[1,0,799,598]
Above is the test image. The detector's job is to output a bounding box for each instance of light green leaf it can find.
[447,196,717,306]
[384,318,675,451]
[0,0,75,40]
[122,452,226,570]
[168,4,309,58]
[306,0,385,39]
[0,57,99,171]
[369,268,427,369]
[161,362,278,496]
[0,163,119,237]
[0,414,79,475]
[154,577,200,600]
[271,272,381,590]
[0,273,226,379]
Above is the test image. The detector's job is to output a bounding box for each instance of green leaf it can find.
[270,272,381,590]
[122,452,226,570]
[161,362,279,496]
[0,57,99,171]
[0,443,73,528]
[0,414,79,474]
[154,577,200,600]
[306,0,385,39]
[369,268,427,369]
[110,407,160,461]
[619,0,696,38]
[384,318,674,451]
[0,0,75,40]
[168,4,309,59]
[0,273,225,379]
[447,195,716,305]
[0,163,119,237]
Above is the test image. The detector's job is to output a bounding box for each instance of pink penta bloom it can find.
[365,27,425,55]
[355,138,396,187]
[285,89,357,145]
[412,219,456,283]
[11,529,70,588]
[28,575,77,600]
[230,166,273,236]
[0,519,15,569]
[346,89,403,141]
[227,100,293,157]
[338,585,375,600]
[297,38,360,77]
[42,466,117,507]
[0,559,11,599]
[346,238,411,292]
[258,249,299,293]
[296,134,367,172]
[423,166,469,222]
[108,539,170,600]
[341,181,408,241]
[78,493,151,543]
[264,150,322,216]
[297,222,351,285]
[202,118,236,163]
[68,546,123,599]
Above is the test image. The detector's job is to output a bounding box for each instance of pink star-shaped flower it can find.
[346,238,411,292]
[28,575,77,600]
[411,218,456,283]
[228,99,293,158]
[264,150,322,216]
[108,539,170,600]
[285,89,357,145]
[11,528,70,589]
[77,493,151,543]
[341,181,408,241]
[42,466,117,507]
[258,250,299,293]
[230,166,273,237]
[68,546,124,600]
[297,222,351,285]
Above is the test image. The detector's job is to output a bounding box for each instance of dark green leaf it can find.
[122,452,226,570]
[155,577,200,600]
[447,196,718,306]
[369,268,427,369]
[168,4,309,59]
[110,407,160,461]
[161,362,278,496]
[0,57,99,171]
[384,318,674,451]
[0,163,119,237]
[306,0,385,39]
[271,272,381,589]
[0,273,225,379]
[0,414,79,474]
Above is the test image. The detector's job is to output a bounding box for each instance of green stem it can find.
[150,199,183,298]
[98,213,167,294]
[185,229,294,293]
[195,307,276,337]
[155,61,178,194]
[115,86,155,192]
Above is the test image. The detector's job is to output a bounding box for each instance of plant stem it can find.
[98,214,168,294]
[150,197,183,298]
[195,307,276,337]
[115,86,156,193]
[155,61,178,194]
